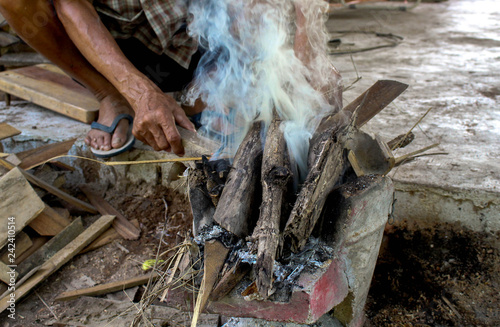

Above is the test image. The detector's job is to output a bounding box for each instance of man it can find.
[0,0,201,157]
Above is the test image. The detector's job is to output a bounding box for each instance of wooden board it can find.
[16,138,76,170]
[0,31,20,48]
[17,218,84,281]
[0,64,99,123]
[0,158,98,214]
[0,123,21,141]
[80,185,140,240]
[0,52,49,68]
[11,236,49,265]
[0,215,115,313]
[0,261,17,284]
[29,204,71,236]
[79,219,139,254]
[0,231,32,265]
[55,272,159,302]
[0,167,45,249]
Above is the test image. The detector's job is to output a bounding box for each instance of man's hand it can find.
[132,89,196,156]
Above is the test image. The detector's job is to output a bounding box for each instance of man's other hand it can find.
[132,90,196,156]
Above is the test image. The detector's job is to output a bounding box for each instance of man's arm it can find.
[53,0,196,155]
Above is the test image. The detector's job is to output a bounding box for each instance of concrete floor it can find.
[328,0,500,232]
[1,0,499,232]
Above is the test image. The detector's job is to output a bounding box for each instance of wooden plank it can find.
[53,207,70,220]
[55,272,159,302]
[0,167,45,249]
[5,153,21,166]
[0,64,99,123]
[0,53,49,67]
[213,121,263,237]
[79,219,139,254]
[0,283,6,298]
[16,138,76,170]
[12,236,49,265]
[0,31,20,48]
[0,123,21,141]
[29,204,71,236]
[253,114,291,298]
[0,158,98,214]
[0,231,32,265]
[80,185,140,240]
[17,218,84,281]
[0,261,17,284]
[16,65,89,96]
[0,214,115,313]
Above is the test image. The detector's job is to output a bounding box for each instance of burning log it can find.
[285,80,408,253]
[189,157,231,235]
[283,122,350,253]
[188,167,215,236]
[213,121,263,238]
[309,80,408,168]
[253,114,292,298]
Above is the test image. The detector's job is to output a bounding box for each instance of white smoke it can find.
[185,0,342,179]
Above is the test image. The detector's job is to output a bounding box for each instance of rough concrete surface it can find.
[328,0,500,232]
[223,315,343,327]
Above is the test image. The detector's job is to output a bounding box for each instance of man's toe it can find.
[100,133,112,151]
[111,120,129,149]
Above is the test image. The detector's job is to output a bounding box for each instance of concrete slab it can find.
[0,101,88,152]
[328,0,500,232]
[223,315,343,327]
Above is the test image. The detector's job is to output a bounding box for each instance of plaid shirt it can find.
[92,0,197,69]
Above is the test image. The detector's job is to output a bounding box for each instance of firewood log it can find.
[213,121,263,237]
[253,114,292,298]
[285,80,408,253]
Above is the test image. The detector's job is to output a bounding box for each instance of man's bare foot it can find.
[85,94,135,151]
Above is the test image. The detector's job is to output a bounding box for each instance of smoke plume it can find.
[184,0,342,180]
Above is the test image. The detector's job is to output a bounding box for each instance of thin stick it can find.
[35,291,58,321]
[394,143,441,165]
[391,107,433,151]
[342,55,362,92]
[441,295,463,319]
[25,154,206,170]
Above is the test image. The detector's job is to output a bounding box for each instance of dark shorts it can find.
[115,37,201,93]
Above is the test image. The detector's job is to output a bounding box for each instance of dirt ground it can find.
[365,224,499,326]
[0,180,196,327]
[1,177,498,327]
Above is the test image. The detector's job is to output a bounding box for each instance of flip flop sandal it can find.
[90,113,135,158]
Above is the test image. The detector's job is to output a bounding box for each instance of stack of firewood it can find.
[187,80,414,305]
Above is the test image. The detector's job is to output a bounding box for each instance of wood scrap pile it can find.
[0,127,141,315]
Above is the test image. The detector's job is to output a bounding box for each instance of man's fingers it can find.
[174,109,196,132]
[150,126,171,152]
[160,117,184,156]
[134,128,160,151]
